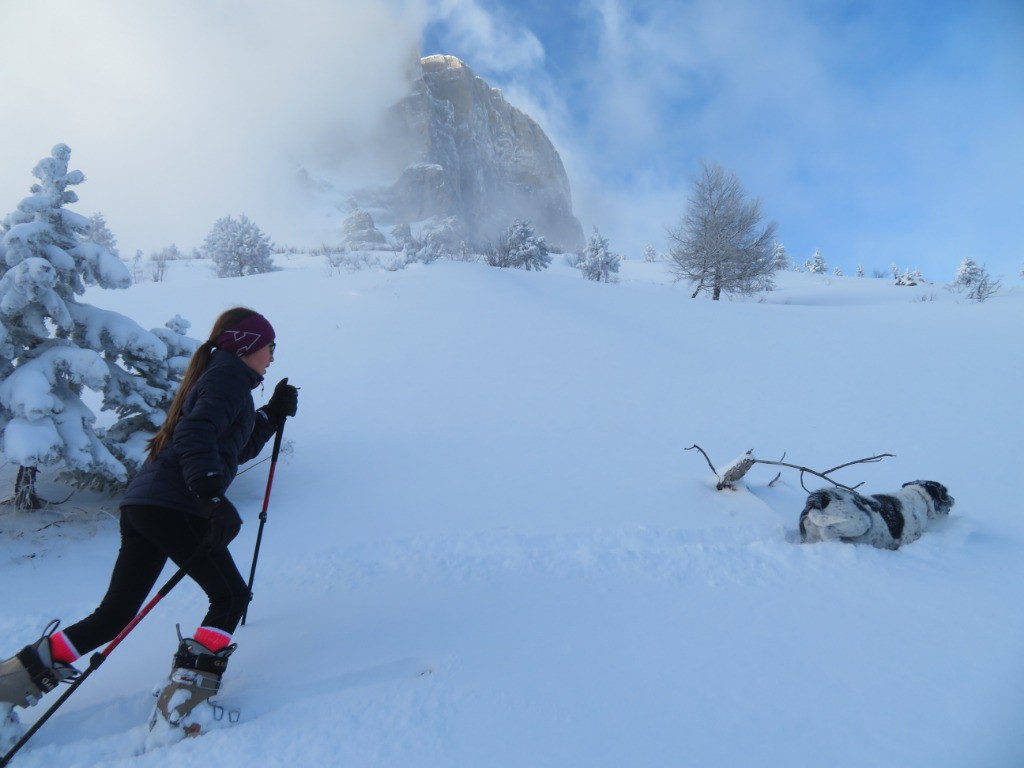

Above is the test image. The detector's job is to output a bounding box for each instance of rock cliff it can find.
[369,55,584,253]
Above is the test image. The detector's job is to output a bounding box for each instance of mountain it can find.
[356,55,585,253]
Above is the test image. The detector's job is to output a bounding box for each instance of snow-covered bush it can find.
[895,267,923,286]
[390,223,414,251]
[643,245,658,263]
[0,144,183,505]
[204,214,275,277]
[149,244,183,283]
[485,219,551,271]
[575,228,620,283]
[403,217,464,264]
[449,241,476,262]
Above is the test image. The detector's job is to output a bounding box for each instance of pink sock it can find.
[193,626,232,652]
[49,631,80,664]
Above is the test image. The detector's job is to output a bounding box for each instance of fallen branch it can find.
[751,454,895,492]
[686,444,895,492]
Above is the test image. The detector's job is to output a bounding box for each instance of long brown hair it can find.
[146,307,260,461]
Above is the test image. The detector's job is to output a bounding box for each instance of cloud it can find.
[422,0,544,71]
[0,0,425,253]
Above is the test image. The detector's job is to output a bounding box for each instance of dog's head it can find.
[902,480,954,517]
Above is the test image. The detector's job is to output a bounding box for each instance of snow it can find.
[2,258,1023,767]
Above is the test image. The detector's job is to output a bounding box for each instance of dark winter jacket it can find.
[122,349,277,515]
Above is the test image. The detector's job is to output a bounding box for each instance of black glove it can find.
[202,497,242,550]
[262,377,298,426]
[190,473,225,501]
[190,473,240,549]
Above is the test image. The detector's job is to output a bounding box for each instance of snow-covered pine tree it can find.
[952,257,1000,302]
[953,257,983,288]
[204,214,275,277]
[100,315,198,484]
[643,245,657,263]
[771,241,790,272]
[82,211,119,258]
[0,144,171,507]
[806,249,827,274]
[510,219,551,271]
[856,265,865,277]
[577,227,621,282]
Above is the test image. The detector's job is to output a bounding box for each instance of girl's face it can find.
[241,341,275,376]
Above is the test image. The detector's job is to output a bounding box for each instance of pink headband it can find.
[214,314,275,356]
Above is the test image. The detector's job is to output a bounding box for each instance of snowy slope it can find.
[2,257,1022,767]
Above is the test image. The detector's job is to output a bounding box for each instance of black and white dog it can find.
[799,481,954,550]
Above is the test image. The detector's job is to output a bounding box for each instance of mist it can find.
[0,0,426,255]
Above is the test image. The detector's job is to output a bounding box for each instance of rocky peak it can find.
[375,55,584,252]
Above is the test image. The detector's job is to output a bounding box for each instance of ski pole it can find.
[241,420,285,626]
[1,562,193,767]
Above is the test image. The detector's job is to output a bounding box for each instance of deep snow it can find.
[2,256,1022,767]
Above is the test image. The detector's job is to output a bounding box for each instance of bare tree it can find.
[667,162,777,300]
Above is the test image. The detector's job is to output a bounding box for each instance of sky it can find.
[1,0,1022,278]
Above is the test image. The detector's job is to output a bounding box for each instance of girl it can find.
[1,307,298,737]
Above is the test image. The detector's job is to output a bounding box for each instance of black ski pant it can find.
[62,504,250,655]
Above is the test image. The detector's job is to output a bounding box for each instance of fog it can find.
[0,0,426,254]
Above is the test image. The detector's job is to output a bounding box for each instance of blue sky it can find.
[1,0,1021,280]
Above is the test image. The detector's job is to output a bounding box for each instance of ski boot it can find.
[0,620,80,747]
[148,628,236,745]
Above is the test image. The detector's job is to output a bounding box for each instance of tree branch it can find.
[750,454,894,492]
[685,444,718,477]
[686,444,895,492]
